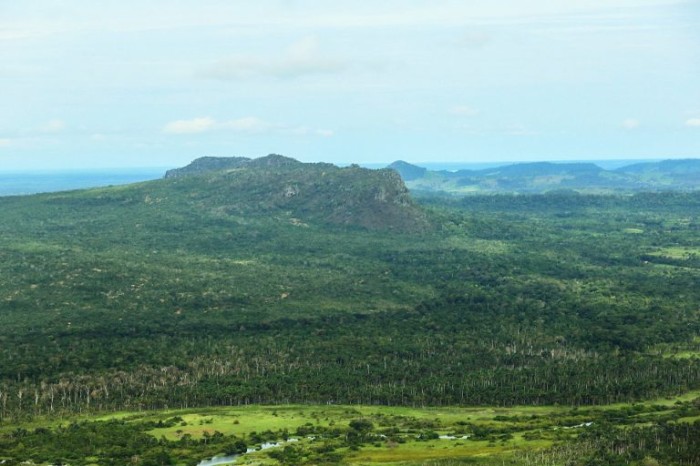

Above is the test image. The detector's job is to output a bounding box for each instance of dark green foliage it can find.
[349,419,374,433]
[0,418,253,465]
[518,421,700,465]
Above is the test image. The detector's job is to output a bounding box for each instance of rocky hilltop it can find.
[163,154,429,232]
[164,156,253,178]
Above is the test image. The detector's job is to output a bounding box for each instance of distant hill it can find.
[388,159,700,195]
[617,158,700,174]
[163,154,428,232]
[387,160,428,181]
[615,159,700,185]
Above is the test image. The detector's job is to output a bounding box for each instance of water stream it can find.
[197,439,298,466]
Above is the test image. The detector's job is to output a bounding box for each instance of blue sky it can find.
[1,0,699,169]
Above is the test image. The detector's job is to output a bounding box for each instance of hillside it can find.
[390,159,700,194]
[0,159,699,465]
[616,158,700,185]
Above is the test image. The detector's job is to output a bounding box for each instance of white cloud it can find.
[0,138,12,147]
[505,124,538,136]
[284,126,335,137]
[163,117,216,134]
[455,31,491,48]
[42,119,66,132]
[0,1,686,41]
[622,118,640,129]
[450,105,480,117]
[316,129,334,137]
[686,118,700,127]
[222,117,271,133]
[197,36,345,81]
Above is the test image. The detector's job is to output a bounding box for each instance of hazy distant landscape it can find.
[5,157,697,197]
[389,158,700,195]
[0,168,168,197]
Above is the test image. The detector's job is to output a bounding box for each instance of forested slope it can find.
[0,159,698,420]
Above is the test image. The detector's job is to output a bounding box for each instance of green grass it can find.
[598,389,700,409]
[346,439,516,464]
[148,405,346,440]
[648,246,700,260]
[140,404,571,442]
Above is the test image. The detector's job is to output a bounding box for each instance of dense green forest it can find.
[0,158,698,464]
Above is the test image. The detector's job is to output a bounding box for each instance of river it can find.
[197,439,299,466]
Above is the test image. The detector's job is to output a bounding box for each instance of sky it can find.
[0,0,699,170]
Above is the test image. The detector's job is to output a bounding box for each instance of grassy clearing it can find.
[676,415,700,423]
[600,389,700,409]
[346,433,552,465]
[88,390,696,443]
[347,439,513,464]
[667,350,700,359]
[648,246,700,260]
[143,404,566,441]
[149,405,350,440]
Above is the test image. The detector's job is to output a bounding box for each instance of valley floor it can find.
[2,390,699,466]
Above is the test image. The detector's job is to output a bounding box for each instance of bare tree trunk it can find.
[17,388,23,413]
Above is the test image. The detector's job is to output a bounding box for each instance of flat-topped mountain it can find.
[163,154,428,232]
[389,159,700,195]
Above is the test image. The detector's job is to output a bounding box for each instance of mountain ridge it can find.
[388,158,700,194]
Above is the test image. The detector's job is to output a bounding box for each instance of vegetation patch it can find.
[1,395,698,465]
[1,163,699,464]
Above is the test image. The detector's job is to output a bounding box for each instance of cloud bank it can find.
[622,119,641,129]
[198,36,345,81]
[163,117,217,134]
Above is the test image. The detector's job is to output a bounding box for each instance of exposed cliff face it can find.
[164,155,429,232]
